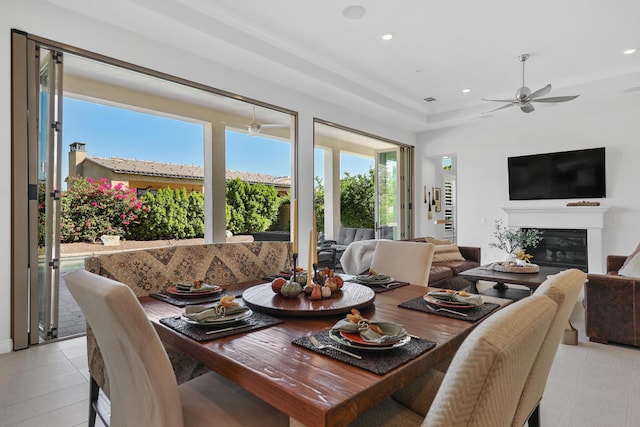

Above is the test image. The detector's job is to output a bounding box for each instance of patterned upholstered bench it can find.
[83,241,293,397]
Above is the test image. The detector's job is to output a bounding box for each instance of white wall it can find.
[0,0,416,351]
[417,90,640,268]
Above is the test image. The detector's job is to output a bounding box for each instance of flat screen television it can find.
[508,147,606,200]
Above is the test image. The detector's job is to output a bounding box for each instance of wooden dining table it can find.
[140,281,511,427]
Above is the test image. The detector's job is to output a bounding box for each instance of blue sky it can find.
[62,98,373,182]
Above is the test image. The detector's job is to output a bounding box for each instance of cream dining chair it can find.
[511,268,587,427]
[65,270,288,427]
[349,294,558,427]
[370,240,435,286]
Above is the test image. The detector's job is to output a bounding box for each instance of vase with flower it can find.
[489,219,542,265]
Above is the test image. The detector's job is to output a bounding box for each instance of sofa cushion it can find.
[337,228,357,245]
[426,237,453,245]
[429,265,454,284]
[354,228,375,241]
[619,251,640,277]
[432,244,465,263]
[433,260,480,275]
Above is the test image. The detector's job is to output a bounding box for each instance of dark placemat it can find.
[150,289,244,307]
[347,280,410,293]
[398,296,500,322]
[292,330,436,375]
[160,311,282,342]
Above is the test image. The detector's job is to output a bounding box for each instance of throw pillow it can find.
[433,244,465,262]
[621,243,640,269]
[619,251,640,278]
[426,237,453,245]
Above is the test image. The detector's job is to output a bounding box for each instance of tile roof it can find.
[87,157,290,187]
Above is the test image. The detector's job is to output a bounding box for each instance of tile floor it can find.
[1,290,639,426]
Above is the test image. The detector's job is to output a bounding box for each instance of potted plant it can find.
[489,219,542,264]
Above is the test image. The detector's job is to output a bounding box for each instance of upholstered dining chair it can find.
[65,270,288,427]
[511,268,587,427]
[370,240,435,286]
[349,294,558,427]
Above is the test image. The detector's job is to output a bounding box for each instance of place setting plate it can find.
[329,329,411,351]
[423,294,483,309]
[182,309,253,327]
[167,284,222,297]
[353,275,394,286]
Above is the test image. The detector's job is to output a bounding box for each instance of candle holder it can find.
[292,253,298,282]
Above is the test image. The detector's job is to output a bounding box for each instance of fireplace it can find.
[523,228,588,272]
[502,205,609,273]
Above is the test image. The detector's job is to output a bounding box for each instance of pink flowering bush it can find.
[60,177,143,243]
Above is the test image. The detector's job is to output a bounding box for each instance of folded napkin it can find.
[355,274,391,283]
[331,318,407,344]
[427,290,483,306]
[184,304,249,322]
[175,282,218,293]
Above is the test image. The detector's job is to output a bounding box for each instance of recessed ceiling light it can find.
[381,33,394,41]
[462,88,471,93]
[343,5,366,20]
[623,48,637,55]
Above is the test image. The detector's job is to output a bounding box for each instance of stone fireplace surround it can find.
[502,205,609,273]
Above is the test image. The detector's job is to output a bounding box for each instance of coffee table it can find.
[459,265,579,345]
[459,265,566,300]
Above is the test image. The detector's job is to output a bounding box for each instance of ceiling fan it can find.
[245,106,288,135]
[482,54,579,114]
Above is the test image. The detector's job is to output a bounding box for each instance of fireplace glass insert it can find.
[523,228,588,272]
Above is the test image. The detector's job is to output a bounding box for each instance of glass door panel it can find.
[37,48,63,341]
[375,148,399,240]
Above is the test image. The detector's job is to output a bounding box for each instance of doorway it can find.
[11,31,297,349]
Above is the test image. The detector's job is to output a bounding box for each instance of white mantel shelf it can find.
[501,205,610,273]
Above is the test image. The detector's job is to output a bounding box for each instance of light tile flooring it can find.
[1,291,639,426]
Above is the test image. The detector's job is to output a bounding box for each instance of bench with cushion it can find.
[83,241,293,397]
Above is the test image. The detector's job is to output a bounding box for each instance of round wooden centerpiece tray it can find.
[242,283,376,317]
[491,262,540,273]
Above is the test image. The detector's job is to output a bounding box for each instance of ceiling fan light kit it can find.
[245,106,288,135]
[482,53,579,114]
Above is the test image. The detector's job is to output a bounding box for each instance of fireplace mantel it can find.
[501,205,610,273]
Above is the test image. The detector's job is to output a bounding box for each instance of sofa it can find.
[321,227,375,269]
[585,254,640,347]
[409,239,481,289]
[339,237,480,290]
[82,241,293,397]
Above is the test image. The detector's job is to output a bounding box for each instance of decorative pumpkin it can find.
[309,283,322,300]
[334,275,344,290]
[304,284,314,295]
[271,277,286,294]
[325,278,338,292]
[321,286,332,298]
[280,281,303,298]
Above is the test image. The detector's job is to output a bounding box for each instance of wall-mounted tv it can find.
[508,147,606,200]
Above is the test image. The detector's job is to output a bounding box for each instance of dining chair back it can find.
[511,268,587,427]
[423,294,557,427]
[65,270,288,427]
[370,240,435,286]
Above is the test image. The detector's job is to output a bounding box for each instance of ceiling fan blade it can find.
[482,103,516,114]
[531,95,580,103]
[258,123,289,129]
[529,84,552,99]
[481,98,515,103]
[520,103,535,113]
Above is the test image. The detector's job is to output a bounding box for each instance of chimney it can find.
[68,142,87,178]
